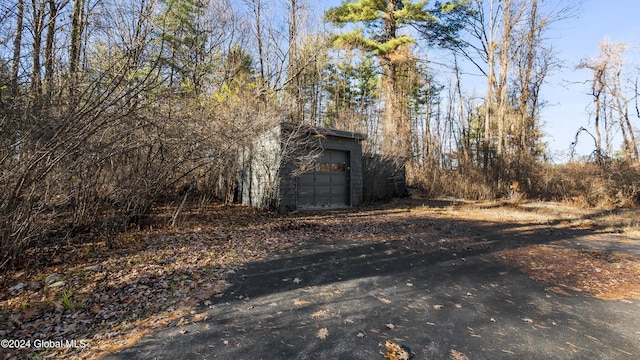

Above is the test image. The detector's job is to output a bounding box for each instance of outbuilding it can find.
[238,123,365,212]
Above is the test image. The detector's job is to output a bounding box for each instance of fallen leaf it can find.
[310,310,330,319]
[384,340,410,360]
[450,349,470,360]
[192,313,208,323]
[293,299,310,306]
[316,328,329,340]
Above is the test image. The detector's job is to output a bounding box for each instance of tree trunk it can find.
[519,0,537,153]
[30,0,46,98]
[483,0,496,173]
[11,0,25,97]
[69,0,85,95]
[247,0,266,87]
[44,0,59,100]
[593,85,603,161]
[381,0,412,161]
[287,0,304,123]
[496,0,514,159]
[613,74,639,161]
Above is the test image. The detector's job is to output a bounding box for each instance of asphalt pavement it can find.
[105,226,640,360]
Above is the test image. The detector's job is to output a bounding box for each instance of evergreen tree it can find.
[323,51,380,133]
[325,0,470,161]
[157,0,208,94]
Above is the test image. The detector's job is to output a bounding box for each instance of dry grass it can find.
[409,160,640,208]
[534,161,640,208]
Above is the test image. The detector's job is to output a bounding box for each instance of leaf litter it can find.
[498,245,640,300]
[1,199,639,358]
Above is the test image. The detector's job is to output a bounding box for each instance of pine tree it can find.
[157,0,208,94]
[325,0,469,161]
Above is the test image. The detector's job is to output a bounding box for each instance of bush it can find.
[408,158,639,208]
[408,162,496,200]
[536,161,640,208]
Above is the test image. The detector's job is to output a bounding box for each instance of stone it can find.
[9,283,26,292]
[45,273,63,285]
[48,281,66,288]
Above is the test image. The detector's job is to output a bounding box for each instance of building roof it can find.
[281,122,366,141]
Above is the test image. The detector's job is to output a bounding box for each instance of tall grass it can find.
[409,160,640,208]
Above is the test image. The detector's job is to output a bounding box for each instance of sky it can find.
[538,0,640,161]
[316,0,640,162]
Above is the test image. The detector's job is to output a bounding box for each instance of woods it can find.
[0,0,639,270]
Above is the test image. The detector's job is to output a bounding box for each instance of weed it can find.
[61,290,74,310]
[59,289,85,311]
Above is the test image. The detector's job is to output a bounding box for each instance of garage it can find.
[297,150,350,209]
[238,123,364,212]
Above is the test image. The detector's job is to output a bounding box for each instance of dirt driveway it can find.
[104,201,640,360]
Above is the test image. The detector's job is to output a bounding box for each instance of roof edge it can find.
[281,122,367,141]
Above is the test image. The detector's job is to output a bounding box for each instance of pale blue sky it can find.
[541,0,640,160]
[317,0,640,161]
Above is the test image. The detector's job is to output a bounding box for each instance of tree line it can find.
[0,0,638,269]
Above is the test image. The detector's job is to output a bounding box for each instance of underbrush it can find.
[408,164,497,201]
[536,161,640,208]
[409,160,640,208]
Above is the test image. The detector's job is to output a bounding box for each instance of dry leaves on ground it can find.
[1,199,638,359]
[316,327,329,340]
[0,202,441,359]
[498,245,640,300]
[450,349,470,360]
[383,340,411,360]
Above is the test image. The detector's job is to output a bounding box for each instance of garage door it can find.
[298,150,349,209]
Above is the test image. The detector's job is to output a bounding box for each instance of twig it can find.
[171,185,192,228]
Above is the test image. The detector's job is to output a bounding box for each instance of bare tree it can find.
[44,0,65,99]
[605,43,639,162]
[244,0,266,86]
[68,0,85,94]
[455,0,576,189]
[578,59,605,161]
[579,41,639,163]
[10,0,25,97]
